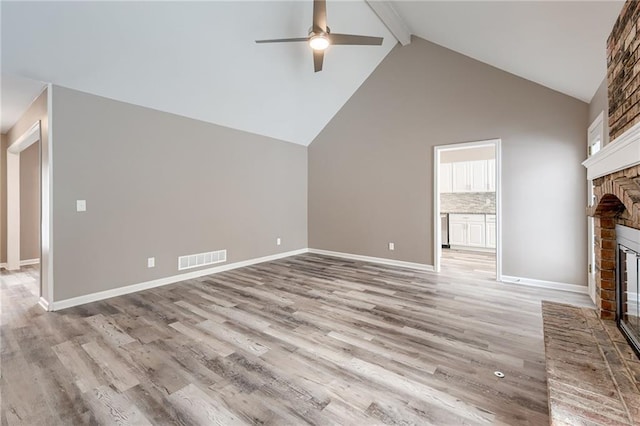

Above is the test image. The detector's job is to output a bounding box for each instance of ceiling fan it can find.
[255,0,383,72]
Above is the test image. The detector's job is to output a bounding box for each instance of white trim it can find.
[501,275,589,295]
[42,83,54,308]
[365,0,411,46]
[49,249,309,311]
[433,139,502,281]
[6,151,20,270]
[434,147,442,272]
[308,248,434,271]
[582,117,640,180]
[495,139,503,282]
[588,111,604,134]
[0,258,40,269]
[586,113,604,304]
[38,297,49,311]
[7,121,40,154]
[587,111,604,155]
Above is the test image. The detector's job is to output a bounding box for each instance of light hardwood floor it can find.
[440,249,496,280]
[1,254,593,425]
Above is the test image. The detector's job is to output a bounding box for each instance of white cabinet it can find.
[440,163,452,193]
[470,160,487,192]
[452,162,469,192]
[486,214,496,248]
[445,160,492,193]
[449,214,486,247]
[467,220,486,247]
[487,159,496,192]
[449,221,467,246]
[449,214,495,250]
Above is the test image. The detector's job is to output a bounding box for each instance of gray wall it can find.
[309,37,589,286]
[0,134,5,263]
[589,77,610,146]
[51,86,307,301]
[20,142,40,260]
[4,89,47,264]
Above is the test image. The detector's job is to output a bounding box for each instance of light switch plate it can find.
[76,200,86,212]
[276,237,281,246]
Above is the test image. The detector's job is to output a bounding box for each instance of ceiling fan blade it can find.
[329,34,383,46]
[313,49,324,72]
[313,0,327,32]
[255,37,308,44]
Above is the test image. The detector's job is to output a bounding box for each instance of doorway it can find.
[586,112,604,304]
[6,121,42,298]
[434,139,502,280]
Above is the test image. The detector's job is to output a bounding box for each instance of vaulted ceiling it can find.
[1,1,624,145]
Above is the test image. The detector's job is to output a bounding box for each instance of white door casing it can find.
[586,112,604,304]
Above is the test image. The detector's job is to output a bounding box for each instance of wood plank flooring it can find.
[441,249,496,280]
[1,254,593,425]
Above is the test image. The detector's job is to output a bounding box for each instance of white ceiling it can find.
[1,1,625,144]
[1,1,395,145]
[1,74,46,134]
[390,0,623,103]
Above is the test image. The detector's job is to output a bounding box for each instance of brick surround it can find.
[593,0,640,319]
[608,1,640,140]
[589,165,640,319]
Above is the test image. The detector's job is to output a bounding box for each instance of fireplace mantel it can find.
[582,120,640,180]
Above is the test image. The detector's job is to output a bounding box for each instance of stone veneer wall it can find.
[608,1,640,140]
[591,164,640,319]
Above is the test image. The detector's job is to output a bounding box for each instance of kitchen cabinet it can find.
[449,214,495,250]
[445,160,492,193]
[449,214,486,248]
[486,214,496,248]
[440,163,452,193]
[470,161,487,192]
[487,159,496,191]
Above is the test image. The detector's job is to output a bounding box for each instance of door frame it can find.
[7,121,41,271]
[586,112,604,303]
[5,83,54,310]
[433,139,502,280]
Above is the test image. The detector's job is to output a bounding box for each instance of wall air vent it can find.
[178,249,227,271]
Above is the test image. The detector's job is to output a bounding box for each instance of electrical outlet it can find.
[276,237,281,246]
[147,257,155,268]
[76,200,86,212]
[388,242,395,251]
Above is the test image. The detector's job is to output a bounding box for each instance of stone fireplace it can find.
[543,2,640,423]
[586,155,640,320]
[583,0,640,321]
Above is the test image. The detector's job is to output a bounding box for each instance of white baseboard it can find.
[501,275,589,295]
[38,297,50,311]
[50,249,309,311]
[308,248,434,272]
[0,258,40,269]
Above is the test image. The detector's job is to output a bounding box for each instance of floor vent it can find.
[178,249,227,271]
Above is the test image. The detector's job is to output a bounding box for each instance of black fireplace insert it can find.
[616,224,640,359]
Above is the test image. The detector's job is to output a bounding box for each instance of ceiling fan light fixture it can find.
[309,34,330,51]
